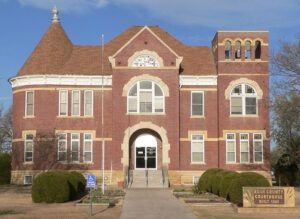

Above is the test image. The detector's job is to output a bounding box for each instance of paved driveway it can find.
[120,189,197,219]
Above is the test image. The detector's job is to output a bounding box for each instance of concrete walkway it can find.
[120,189,198,219]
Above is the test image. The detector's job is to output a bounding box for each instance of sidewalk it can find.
[120,189,198,219]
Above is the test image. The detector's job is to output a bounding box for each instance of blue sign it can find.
[87,174,96,187]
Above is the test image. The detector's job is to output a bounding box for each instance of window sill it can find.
[127,113,166,115]
[23,116,35,119]
[57,116,94,118]
[190,116,205,119]
[23,162,34,165]
[190,162,206,165]
[58,162,94,165]
[230,115,258,118]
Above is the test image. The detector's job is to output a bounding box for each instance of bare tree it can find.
[0,106,12,153]
[270,36,300,92]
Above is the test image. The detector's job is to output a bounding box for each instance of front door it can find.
[135,146,157,169]
[135,134,157,170]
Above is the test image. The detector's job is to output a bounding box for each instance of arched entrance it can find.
[135,134,157,170]
[121,121,170,169]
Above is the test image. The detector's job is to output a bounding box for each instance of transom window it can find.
[132,55,160,67]
[128,81,164,113]
[231,84,257,115]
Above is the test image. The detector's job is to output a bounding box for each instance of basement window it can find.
[24,175,33,185]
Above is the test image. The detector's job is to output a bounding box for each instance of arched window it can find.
[235,41,241,59]
[132,55,160,67]
[231,84,257,115]
[245,41,251,59]
[128,81,164,113]
[225,41,231,59]
[255,41,261,59]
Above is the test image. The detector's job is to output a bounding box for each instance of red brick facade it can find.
[9,19,270,185]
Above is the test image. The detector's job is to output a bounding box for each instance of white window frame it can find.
[230,84,257,116]
[71,90,81,116]
[25,91,34,116]
[71,133,80,162]
[24,133,34,162]
[83,133,93,162]
[191,134,205,163]
[59,90,68,116]
[226,133,236,163]
[24,175,33,185]
[193,175,201,185]
[127,81,165,114]
[58,133,67,162]
[84,90,93,116]
[253,133,263,163]
[240,133,250,163]
[191,91,204,116]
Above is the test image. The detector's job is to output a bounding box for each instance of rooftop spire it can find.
[51,5,60,23]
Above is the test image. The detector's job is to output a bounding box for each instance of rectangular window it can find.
[72,90,80,116]
[246,97,256,114]
[226,133,236,163]
[240,133,249,163]
[25,91,34,116]
[24,175,33,185]
[24,134,34,162]
[84,133,93,162]
[84,90,93,116]
[191,134,204,163]
[231,97,242,114]
[71,133,80,162]
[254,133,263,163]
[191,92,204,116]
[140,91,152,112]
[193,175,201,185]
[58,133,67,162]
[59,90,68,116]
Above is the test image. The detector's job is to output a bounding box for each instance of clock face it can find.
[132,55,160,67]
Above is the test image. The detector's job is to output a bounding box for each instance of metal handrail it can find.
[145,169,148,187]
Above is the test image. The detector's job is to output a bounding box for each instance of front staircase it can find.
[128,170,169,188]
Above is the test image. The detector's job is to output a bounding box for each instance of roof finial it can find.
[51,5,60,23]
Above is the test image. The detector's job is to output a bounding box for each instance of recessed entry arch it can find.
[121,122,170,169]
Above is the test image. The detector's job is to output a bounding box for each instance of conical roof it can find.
[17,23,73,76]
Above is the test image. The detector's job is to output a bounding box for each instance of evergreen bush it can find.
[228,172,270,206]
[197,168,223,193]
[211,169,226,195]
[70,171,86,194]
[0,153,11,185]
[219,171,239,199]
[32,171,70,203]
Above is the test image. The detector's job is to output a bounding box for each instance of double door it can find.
[135,146,156,170]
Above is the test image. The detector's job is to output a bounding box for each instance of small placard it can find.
[243,187,295,208]
[87,174,96,187]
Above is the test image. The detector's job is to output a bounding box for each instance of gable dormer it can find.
[109,26,183,69]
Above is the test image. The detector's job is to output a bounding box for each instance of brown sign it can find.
[243,187,295,208]
[253,188,284,204]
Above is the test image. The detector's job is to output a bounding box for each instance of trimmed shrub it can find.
[32,171,70,203]
[70,171,86,194]
[0,153,11,185]
[219,171,239,199]
[197,168,223,193]
[228,172,270,206]
[211,169,226,195]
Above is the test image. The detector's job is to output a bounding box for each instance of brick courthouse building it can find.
[9,8,271,185]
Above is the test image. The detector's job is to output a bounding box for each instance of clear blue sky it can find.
[0,0,299,109]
